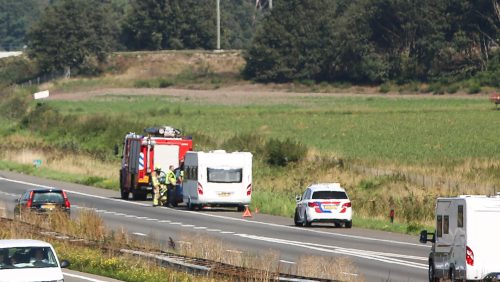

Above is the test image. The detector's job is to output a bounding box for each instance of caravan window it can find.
[207,168,242,183]
[457,205,463,228]
[437,215,443,238]
[185,166,198,180]
[443,215,449,234]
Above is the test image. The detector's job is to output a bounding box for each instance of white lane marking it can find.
[194,226,207,229]
[207,229,221,232]
[234,233,428,270]
[179,209,428,248]
[279,260,296,264]
[0,176,428,270]
[159,220,171,223]
[146,218,157,221]
[220,231,234,234]
[64,272,108,281]
[0,176,421,248]
[181,224,194,227]
[0,176,151,207]
[132,232,148,237]
[170,222,182,225]
[125,215,135,218]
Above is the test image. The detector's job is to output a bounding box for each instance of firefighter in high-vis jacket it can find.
[166,165,177,207]
[152,167,161,207]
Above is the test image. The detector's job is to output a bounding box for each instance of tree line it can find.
[1,0,498,84]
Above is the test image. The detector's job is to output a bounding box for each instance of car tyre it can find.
[303,211,311,227]
[345,220,352,228]
[237,205,245,212]
[133,191,147,201]
[294,209,301,226]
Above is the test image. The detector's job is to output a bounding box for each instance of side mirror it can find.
[60,259,70,268]
[419,230,428,243]
[420,230,435,244]
[295,195,301,202]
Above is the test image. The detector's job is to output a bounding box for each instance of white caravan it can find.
[183,150,252,211]
[420,195,500,281]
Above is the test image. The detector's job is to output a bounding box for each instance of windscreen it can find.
[312,191,348,200]
[0,246,58,269]
[207,168,242,183]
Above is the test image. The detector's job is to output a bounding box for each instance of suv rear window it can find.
[32,192,64,204]
[312,191,348,200]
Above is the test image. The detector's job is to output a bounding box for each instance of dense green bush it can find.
[0,87,33,119]
[467,82,481,94]
[379,83,391,93]
[265,138,307,166]
[222,133,266,155]
[0,57,39,88]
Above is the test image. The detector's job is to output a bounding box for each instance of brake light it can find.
[62,191,71,208]
[246,184,252,196]
[466,246,474,266]
[197,182,203,195]
[340,202,351,213]
[308,202,318,207]
[26,191,34,208]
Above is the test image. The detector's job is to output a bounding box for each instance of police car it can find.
[294,183,352,228]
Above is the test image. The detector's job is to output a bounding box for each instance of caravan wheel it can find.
[187,199,195,211]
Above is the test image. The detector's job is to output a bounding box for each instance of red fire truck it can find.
[119,126,193,200]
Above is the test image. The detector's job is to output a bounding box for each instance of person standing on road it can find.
[166,165,176,207]
[152,166,161,207]
[174,160,185,205]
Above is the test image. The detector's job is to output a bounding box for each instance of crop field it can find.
[47,94,499,167]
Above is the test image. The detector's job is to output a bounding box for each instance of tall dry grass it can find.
[2,207,359,281]
[296,255,362,282]
[1,148,118,179]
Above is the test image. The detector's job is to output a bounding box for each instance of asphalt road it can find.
[64,269,123,282]
[0,170,430,281]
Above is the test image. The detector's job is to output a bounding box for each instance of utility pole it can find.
[216,0,220,50]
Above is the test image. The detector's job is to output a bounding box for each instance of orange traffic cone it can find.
[242,205,252,218]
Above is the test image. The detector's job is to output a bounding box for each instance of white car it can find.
[294,183,352,228]
[0,239,70,282]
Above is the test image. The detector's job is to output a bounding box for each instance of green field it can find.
[2,90,499,232]
[48,94,500,166]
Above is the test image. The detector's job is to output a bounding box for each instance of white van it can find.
[183,150,252,211]
[0,239,70,282]
[420,195,500,281]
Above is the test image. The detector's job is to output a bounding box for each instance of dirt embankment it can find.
[46,50,493,104]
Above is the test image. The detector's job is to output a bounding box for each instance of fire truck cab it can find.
[119,126,193,200]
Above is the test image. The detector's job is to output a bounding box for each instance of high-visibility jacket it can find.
[166,170,176,185]
[152,173,160,187]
